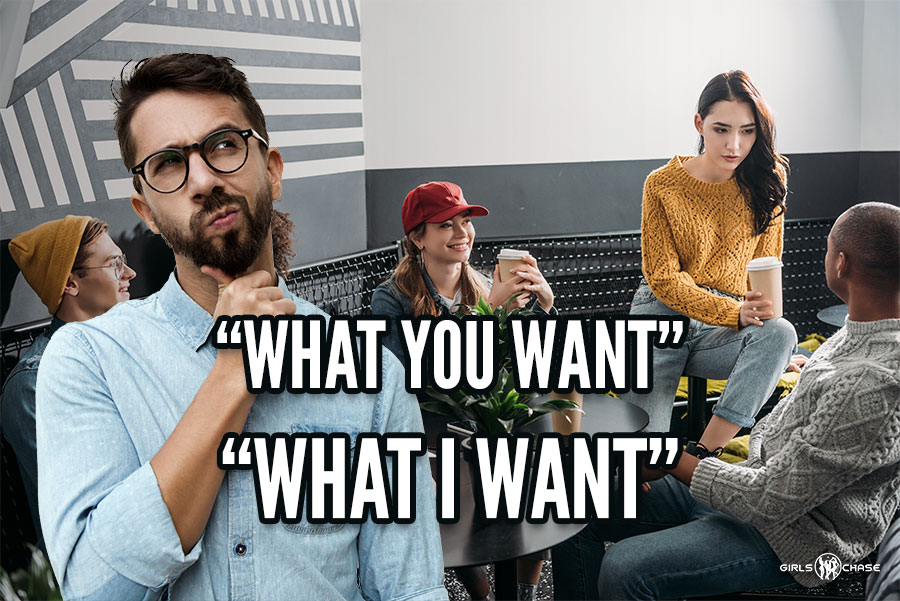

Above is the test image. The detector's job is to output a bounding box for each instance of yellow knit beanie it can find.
[9,215,92,315]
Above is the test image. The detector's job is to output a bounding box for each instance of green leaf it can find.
[497,417,516,433]
[424,389,457,404]
[464,395,484,407]
[418,401,460,418]
[528,399,582,417]
[475,297,493,315]
[514,412,544,430]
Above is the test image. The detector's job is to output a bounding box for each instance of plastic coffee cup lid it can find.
[746,256,783,271]
[498,248,531,260]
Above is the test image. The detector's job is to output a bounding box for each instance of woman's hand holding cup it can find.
[514,255,554,312]
[487,264,531,311]
[739,291,773,327]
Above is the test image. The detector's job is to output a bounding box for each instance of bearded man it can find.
[35,54,445,601]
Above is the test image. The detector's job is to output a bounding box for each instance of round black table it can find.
[437,454,585,570]
[431,394,648,599]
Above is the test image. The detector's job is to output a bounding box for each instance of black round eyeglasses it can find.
[130,128,269,194]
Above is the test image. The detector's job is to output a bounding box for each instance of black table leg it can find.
[494,559,517,600]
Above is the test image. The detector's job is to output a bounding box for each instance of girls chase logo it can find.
[814,553,843,582]
[781,553,880,581]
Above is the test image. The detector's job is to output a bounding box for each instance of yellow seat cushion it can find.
[675,334,825,400]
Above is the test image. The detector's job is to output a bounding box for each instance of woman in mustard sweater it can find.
[628,71,797,457]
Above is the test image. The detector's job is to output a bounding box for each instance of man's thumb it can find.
[201,265,235,292]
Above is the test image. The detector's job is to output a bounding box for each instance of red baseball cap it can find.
[401,181,489,234]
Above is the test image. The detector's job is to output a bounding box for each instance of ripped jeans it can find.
[621,284,797,433]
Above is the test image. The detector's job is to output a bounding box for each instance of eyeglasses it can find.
[73,255,128,279]
[130,128,269,194]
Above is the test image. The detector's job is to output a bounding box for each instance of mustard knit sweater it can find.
[641,155,784,329]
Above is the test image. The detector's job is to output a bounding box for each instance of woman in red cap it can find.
[370,181,555,601]
[371,181,555,360]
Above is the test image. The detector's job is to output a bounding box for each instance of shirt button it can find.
[235,543,247,556]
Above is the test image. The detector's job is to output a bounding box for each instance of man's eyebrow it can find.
[209,122,243,133]
[155,122,244,149]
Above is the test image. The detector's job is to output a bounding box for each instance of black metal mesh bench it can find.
[782,219,842,338]
[0,217,841,365]
[284,245,400,316]
[466,231,643,319]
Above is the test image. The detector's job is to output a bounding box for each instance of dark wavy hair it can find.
[697,71,789,235]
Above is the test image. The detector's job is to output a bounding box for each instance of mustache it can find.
[190,191,251,229]
[199,191,248,214]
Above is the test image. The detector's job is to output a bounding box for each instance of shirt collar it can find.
[48,316,66,334]
[158,270,292,352]
[420,267,448,313]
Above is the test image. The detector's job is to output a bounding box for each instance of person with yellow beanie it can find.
[1,216,135,550]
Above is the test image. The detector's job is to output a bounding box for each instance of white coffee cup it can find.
[497,248,531,282]
[746,257,784,319]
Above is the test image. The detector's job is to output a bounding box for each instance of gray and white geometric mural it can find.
[2,0,366,327]
[2,0,364,235]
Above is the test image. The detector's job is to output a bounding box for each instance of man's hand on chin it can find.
[201,266,294,319]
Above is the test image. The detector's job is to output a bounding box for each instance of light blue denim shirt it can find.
[35,272,447,601]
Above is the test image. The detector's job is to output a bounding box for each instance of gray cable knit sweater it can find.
[690,318,900,587]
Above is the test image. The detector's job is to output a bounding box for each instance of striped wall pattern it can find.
[2,0,364,233]
[144,0,360,26]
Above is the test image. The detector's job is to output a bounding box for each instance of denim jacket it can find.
[35,273,447,601]
[370,269,459,361]
[0,316,64,552]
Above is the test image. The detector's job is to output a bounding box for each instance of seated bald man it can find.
[554,201,900,600]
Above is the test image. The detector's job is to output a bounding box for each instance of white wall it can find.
[860,0,900,151]
[361,0,896,169]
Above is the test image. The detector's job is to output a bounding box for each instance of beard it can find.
[152,185,274,278]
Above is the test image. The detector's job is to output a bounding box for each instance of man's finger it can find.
[241,270,277,289]
[255,286,287,302]
[201,265,235,291]
[271,299,297,315]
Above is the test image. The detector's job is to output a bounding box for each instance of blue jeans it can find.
[552,476,795,600]
[622,285,797,432]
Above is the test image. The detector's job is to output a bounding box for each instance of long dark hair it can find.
[697,71,789,235]
[392,224,490,317]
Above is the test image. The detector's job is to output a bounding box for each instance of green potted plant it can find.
[419,297,580,434]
